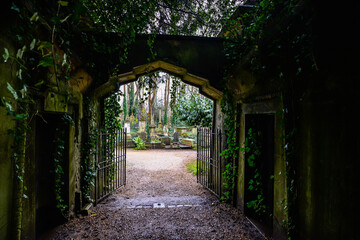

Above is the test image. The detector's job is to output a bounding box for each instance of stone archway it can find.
[93,60,224,130]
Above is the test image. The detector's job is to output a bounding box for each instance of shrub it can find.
[134,137,146,150]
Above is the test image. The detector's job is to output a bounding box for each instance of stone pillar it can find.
[149,113,156,141]
[192,127,197,135]
[163,125,168,136]
[137,115,147,140]
[125,117,135,147]
[158,109,162,128]
[124,121,131,139]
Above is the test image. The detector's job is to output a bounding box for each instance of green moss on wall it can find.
[0,37,17,240]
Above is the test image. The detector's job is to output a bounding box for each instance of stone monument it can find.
[124,117,135,147]
[172,131,180,148]
[158,109,162,128]
[137,115,147,140]
[149,114,157,142]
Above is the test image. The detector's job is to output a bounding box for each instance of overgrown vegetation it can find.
[1,0,319,238]
[242,128,273,218]
[134,137,146,150]
[80,97,97,204]
[186,161,197,176]
[221,0,317,237]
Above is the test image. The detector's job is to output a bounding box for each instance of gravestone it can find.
[158,109,162,128]
[163,126,168,136]
[139,132,147,142]
[138,120,146,133]
[173,131,179,143]
[161,136,171,145]
[192,127,197,135]
[124,122,131,139]
[175,127,187,136]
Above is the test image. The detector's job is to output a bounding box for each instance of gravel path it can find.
[47,149,266,240]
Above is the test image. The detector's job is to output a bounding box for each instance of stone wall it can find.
[0,35,17,240]
[0,28,92,240]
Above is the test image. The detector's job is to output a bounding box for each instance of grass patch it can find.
[186,160,197,175]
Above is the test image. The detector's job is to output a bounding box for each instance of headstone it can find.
[173,131,179,143]
[149,124,156,141]
[158,110,162,128]
[161,136,171,145]
[163,126,168,136]
[138,120,146,133]
[175,127,187,136]
[192,127,197,135]
[139,132,147,142]
[124,122,131,139]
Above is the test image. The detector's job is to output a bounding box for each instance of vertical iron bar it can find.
[124,128,127,185]
[197,127,199,183]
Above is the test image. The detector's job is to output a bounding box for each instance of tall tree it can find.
[123,85,128,122]
[128,82,135,117]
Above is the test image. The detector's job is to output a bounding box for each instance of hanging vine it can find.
[220,0,317,237]
[220,84,238,203]
[80,96,97,203]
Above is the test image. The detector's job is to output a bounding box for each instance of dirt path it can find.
[48,149,265,240]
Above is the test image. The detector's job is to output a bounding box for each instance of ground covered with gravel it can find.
[45,149,266,240]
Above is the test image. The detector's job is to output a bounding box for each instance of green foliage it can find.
[80,97,97,203]
[122,91,127,123]
[221,1,313,236]
[176,94,213,128]
[128,83,135,117]
[145,122,151,142]
[134,137,146,150]
[220,87,238,203]
[104,92,122,132]
[242,128,269,216]
[186,161,197,176]
[52,114,75,217]
[162,110,168,125]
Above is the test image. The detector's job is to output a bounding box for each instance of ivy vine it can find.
[220,85,238,203]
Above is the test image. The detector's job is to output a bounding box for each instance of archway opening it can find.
[104,70,214,150]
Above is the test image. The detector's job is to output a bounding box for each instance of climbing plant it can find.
[220,0,318,237]
[104,91,122,132]
[219,86,238,203]
[242,128,273,217]
[52,114,75,217]
[80,96,97,203]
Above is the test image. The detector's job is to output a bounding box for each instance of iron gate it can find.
[197,128,223,197]
[95,129,126,204]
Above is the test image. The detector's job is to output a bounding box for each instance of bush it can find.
[134,137,146,150]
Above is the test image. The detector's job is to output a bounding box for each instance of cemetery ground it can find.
[42,149,266,240]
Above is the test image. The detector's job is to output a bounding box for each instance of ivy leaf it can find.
[37,41,52,51]
[13,114,27,120]
[16,68,22,80]
[5,101,13,112]
[58,1,69,6]
[38,56,54,67]
[30,12,39,22]
[7,83,18,100]
[60,14,72,23]
[2,48,9,62]
[20,85,28,98]
[11,3,20,13]
[30,39,36,50]
[16,45,26,59]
